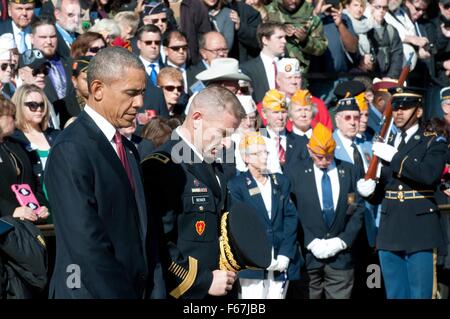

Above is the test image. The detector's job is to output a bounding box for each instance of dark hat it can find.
[19,49,49,70]
[142,1,168,16]
[219,202,271,272]
[8,0,35,4]
[389,87,425,110]
[334,80,366,100]
[335,97,360,113]
[72,56,92,76]
[440,0,450,6]
[441,87,450,102]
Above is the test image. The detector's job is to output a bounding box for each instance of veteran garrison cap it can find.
[336,97,360,113]
[72,56,92,76]
[219,202,271,272]
[389,86,425,110]
[441,87,450,102]
[9,0,35,4]
[334,80,366,100]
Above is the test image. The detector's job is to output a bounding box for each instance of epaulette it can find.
[141,152,170,165]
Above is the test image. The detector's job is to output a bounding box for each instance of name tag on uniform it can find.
[192,187,208,193]
[192,195,209,205]
[249,187,261,196]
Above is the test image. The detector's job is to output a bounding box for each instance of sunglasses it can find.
[32,65,49,77]
[142,40,161,46]
[150,18,167,24]
[24,101,45,111]
[162,85,183,92]
[1,63,15,71]
[340,114,360,121]
[168,45,188,52]
[373,4,389,11]
[88,45,106,54]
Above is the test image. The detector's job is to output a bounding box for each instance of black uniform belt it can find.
[385,190,434,202]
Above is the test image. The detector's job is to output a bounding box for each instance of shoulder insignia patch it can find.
[436,136,447,143]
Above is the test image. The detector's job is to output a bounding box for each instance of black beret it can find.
[441,87,450,102]
[72,56,92,76]
[334,80,366,100]
[335,97,360,113]
[219,201,271,272]
[389,86,425,110]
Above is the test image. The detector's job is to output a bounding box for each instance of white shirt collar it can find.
[167,61,186,71]
[266,127,286,139]
[260,51,278,64]
[401,123,419,143]
[336,129,354,148]
[175,126,204,162]
[140,55,159,65]
[313,160,336,173]
[84,105,116,143]
[293,126,312,138]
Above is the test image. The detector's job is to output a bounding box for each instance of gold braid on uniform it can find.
[169,256,198,299]
[219,212,241,272]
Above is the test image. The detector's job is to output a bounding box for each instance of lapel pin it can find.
[414,135,420,140]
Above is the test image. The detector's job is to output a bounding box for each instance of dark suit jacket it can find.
[285,158,365,270]
[228,172,302,280]
[186,61,206,95]
[55,27,74,59]
[240,56,269,103]
[0,19,14,40]
[44,111,157,298]
[44,54,80,127]
[142,77,168,118]
[141,134,228,299]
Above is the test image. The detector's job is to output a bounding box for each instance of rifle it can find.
[365,53,414,180]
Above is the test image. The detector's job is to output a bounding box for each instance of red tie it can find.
[114,131,135,191]
[277,136,286,166]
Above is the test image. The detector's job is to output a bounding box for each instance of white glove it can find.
[322,237,347,258]
[372,142,398,163]
[357,178,376,197]
[308,238,330,259]
[266,257,279,271]
[276,255,290,272]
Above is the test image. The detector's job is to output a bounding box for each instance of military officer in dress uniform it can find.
[357,87,448,299]
[227,132,302,299]
[140,86,245,299]
[285,123,365,299]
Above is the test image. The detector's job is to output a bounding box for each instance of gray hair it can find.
[189,86,246,120]
[87,46,145,93]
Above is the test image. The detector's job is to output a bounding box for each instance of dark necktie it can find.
[397,131,407,151]
[114,131,135,191]
[273,60,278,89]
[351,142,365,177]
[321,168,334,228]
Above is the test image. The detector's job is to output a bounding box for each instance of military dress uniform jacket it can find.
[227,171,302,281]
[141,134,228,299]
[371,128,447,253]
[285,158,365,270]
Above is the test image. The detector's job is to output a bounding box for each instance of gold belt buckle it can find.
[397,191,405,202]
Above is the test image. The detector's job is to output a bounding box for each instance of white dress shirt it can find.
[260,52,278,90]
[140,56,160,76]
[313,161,340,211]
[255,177,273,219]
[12,21,31,54]
[336,129,368,171]
[394,123,419,149]
[292,127,312,138]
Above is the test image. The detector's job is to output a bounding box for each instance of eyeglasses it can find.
[24,101,45,111]
[373,4,389,11]
[142,40,161,46]
[444,4,450,10]
[150,18,167,24]
[32,65,49,77]
[88,45,106,54]
[412,4,426,12]
[0,63,15,71]
[340,114,360,121]
[168,45,188,52]
[203,48,228,55]
[162,85,183,92]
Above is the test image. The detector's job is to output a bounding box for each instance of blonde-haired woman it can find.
[11,85,60,187]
